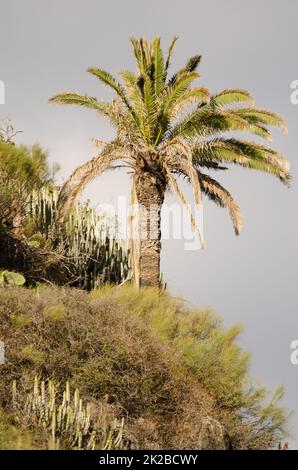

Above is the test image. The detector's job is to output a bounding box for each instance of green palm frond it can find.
[168,54,202,86]
[170,107,251,140]
[87,67,132,112]
[49,93,135,132]
[131,74,158,142]
[232,108,288,133]
[243,122,272,140]
[49,93,108,112]
[193,138,290,185]
[151,37,166,96]
[130,37,151,75]
[162,71,200,115]
[169,100,286,141]
[185,55,202,72]
[120,70,158,142]
[224,138,289,172]
[141,38,151,68]
[165,35,178,71]
[167,87,210,119]
[130,37,143,70]
[142,77,159,142]
[48,93,124,127]
[120,71,143,115]
[211,89,254,106]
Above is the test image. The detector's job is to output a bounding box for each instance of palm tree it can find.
[49,37,290,288]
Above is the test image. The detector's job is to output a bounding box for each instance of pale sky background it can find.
[1,0,298,448]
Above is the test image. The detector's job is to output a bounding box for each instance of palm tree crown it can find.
[50,37,290,286]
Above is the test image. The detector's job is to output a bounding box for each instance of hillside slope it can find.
[0,285,287,449]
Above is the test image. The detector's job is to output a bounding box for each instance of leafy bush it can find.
[115,287,252,409]
[0,139,55,232]
[0,285,288,449]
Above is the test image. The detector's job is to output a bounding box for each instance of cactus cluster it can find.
[28,187,130,289]
[12,377,124,450]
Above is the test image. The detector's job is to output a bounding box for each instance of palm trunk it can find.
[133,171,165,288]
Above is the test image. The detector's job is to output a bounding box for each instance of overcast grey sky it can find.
[1,0,298,448]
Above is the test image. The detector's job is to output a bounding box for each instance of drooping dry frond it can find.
[198,171,243,235]
[165,138,202,205]
[57,143,122,220]
[165,164,205,248]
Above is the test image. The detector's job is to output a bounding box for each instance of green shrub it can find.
[43,303,68,322]
[20,345,45,365]
[0,139,55,231]
[10,314,32,328]
[115,287,250,408]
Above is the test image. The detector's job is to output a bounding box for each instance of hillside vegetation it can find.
[0,135,129,288]
[0,285,287,450]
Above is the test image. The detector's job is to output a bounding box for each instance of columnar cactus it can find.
[12,377,124,450]
[28,187,130,289]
